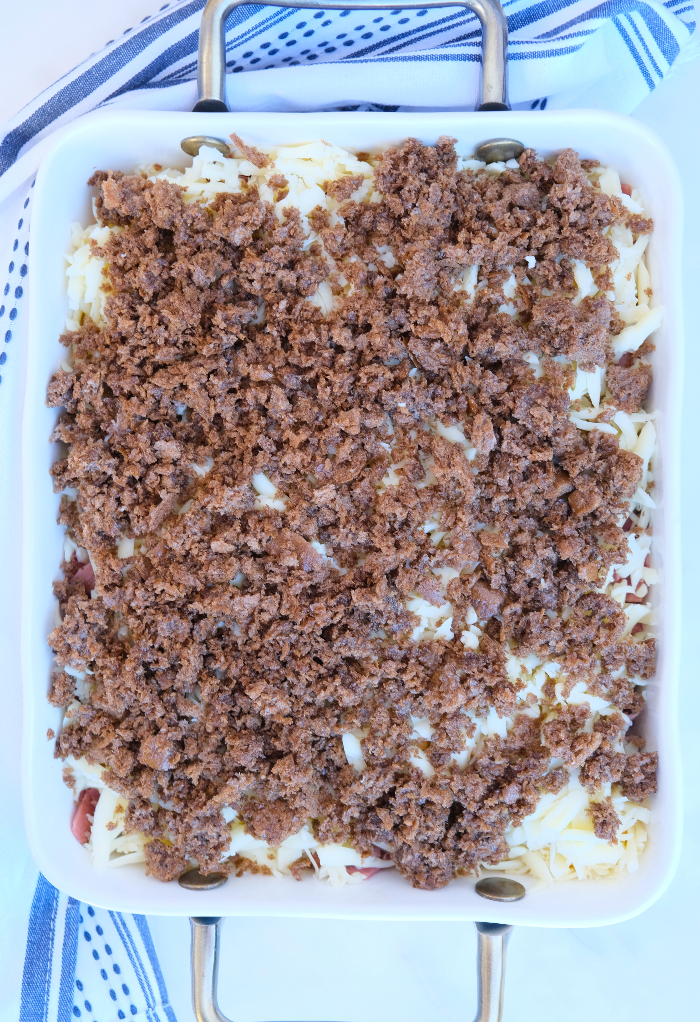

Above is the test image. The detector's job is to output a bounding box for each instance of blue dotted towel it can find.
[18,878,177,1022]
[0,2,696,1020]
[0,0,696,198]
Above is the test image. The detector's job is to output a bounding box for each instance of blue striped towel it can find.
[17,877,177,1022]
[0,0,696,198]
[0,1,695,1019]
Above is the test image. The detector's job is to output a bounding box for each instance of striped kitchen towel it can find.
[0,0,696,199]
[16,876,177,1022]
[0,1,696,1020]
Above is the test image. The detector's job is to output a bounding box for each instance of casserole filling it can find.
[48,137,659,890]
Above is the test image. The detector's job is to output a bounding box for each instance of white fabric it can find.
[0,1,698,1019]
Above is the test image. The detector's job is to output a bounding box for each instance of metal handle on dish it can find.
[190,916,511,1022]
[473,922,511,1022]
[191,917,229,1022]
[194,0,509,112]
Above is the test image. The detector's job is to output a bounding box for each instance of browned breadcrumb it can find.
[144,839,189,882]
[47,728,56,740]
[587,796,620,843]
[288,857,312,881]
[229,133,269,168]
[324,175,364,202]
[606,363,652,412]
[539,767,568,794]
[48,670,75,707]
[230,854,273,877]
[49,140,656,889]
[620,751,658,802]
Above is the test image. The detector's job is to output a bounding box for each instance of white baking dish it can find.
[22,107,683,926]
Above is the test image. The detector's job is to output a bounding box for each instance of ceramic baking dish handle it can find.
[194,0,509,112]
[190,917,512,1022]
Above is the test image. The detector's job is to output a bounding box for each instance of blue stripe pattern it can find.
[20,875,59,1022]
[0,0,693,186]
[19,876,176,1021]
[56,898,80,1022]
[110,910,163,1022]
[133,914,179,1022]
[616,15,658,87]
[0,1,205,175]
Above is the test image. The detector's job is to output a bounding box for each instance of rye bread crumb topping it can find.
[48,139,657,887]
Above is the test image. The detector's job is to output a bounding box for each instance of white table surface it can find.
[1,3,699,1020]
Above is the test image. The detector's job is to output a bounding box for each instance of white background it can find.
[1,3,699,1021]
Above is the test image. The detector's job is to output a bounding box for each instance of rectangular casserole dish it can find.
[22,102,683,926]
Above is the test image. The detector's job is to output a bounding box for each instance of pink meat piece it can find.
[71,787,100,844]
[346,866,381,879]
[73,561,96,595]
